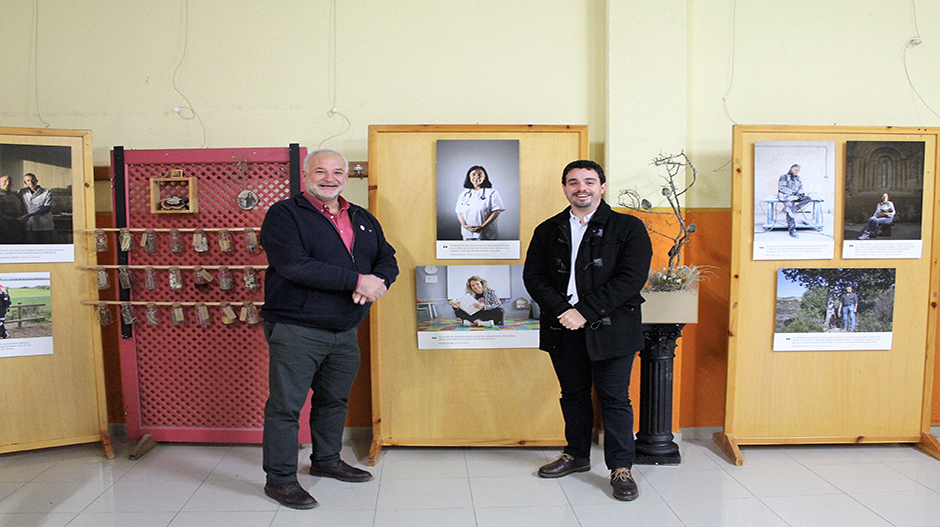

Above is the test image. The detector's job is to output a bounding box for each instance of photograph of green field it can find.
[0,273,52,341]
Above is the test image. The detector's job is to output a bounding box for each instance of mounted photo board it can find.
[368,124,588,463]
[717,125,940,465]
[0,127,111,457]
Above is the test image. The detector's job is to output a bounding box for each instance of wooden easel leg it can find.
[713,431,744,466]
[368,435,383,466]
[917,431,940,462]
[129,434,158,460]
[100,432,115,459]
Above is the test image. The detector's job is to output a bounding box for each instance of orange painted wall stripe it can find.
[347,207,939,429]
[631,207,940,428]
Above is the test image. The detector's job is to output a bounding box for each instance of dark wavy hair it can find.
[462,166,492,189]
[562,160,605,184]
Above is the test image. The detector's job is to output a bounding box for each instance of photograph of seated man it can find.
[777,164,814,238]
[843,140,924,243]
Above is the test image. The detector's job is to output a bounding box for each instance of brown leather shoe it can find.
[610,467,639,501]
[538,454,591,478]
[309,459,374,482]
[264,481,319,509]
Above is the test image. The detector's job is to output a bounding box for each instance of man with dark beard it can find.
[524,160,652,501]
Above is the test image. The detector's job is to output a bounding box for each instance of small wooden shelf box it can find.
[150,171,198,214]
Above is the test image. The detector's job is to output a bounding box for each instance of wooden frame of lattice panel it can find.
[0,127,112,458]
[112,146,305,443]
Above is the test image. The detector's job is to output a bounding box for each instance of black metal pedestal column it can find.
[634,323,683,465]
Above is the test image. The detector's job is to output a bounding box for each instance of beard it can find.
[306,182,344,202]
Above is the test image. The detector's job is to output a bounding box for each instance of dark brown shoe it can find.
[538,454,591,478]
[264,481,319,509]
[309,459,374,482]
[610,467,639,501]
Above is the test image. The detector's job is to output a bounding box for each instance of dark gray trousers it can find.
[783,196,813,233]
[262,321,360,485]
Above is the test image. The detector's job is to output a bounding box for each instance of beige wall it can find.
[692,0,940,207]
[607,0,686,205]
[3,0,940,428]
[3,1,937,207]
[0,0,606,205]
[609,0,940,208]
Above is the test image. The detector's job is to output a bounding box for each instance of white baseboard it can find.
[104,425,940,447]
[681,426,940,444]
[344,427,373,441]
[678,427,721,441]
[597,428,693,448]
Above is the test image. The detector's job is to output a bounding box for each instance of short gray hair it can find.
[303,149,348,173]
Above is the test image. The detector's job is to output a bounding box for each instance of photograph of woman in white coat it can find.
[435,139,520,259]
[455,165,505,241]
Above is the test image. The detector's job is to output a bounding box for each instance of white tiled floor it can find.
[2,431,940,527]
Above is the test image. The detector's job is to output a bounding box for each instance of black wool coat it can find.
[260,194,399,331]
[523,200,653,360]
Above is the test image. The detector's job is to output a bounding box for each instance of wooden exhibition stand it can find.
[0,127,112,458]
[367,124,587,463]
[717,125,940,465]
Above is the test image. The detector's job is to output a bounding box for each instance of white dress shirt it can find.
[566,210,595,306]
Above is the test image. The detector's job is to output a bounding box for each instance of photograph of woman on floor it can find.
[450,275,504,327]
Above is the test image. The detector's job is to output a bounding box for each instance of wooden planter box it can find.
[641,286,699,324]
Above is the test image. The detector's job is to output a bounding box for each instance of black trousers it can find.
[548,328,637,469]
[453,307,504,325]
[25,230,54,244]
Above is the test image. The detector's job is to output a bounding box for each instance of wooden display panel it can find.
[368,125,588,463]
[717,125,940,465]
[0,127,111,457]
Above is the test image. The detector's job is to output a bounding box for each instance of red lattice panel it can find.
[118,148,301,441]
[135,323,268,428]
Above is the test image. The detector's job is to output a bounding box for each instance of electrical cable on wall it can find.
[33,0,50,128]
[317,110,351,149]
[720,0,739,125]
[318,0,352,149]
[901,0,940,121]
[172,0,208,148]
[712,0,738,173]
